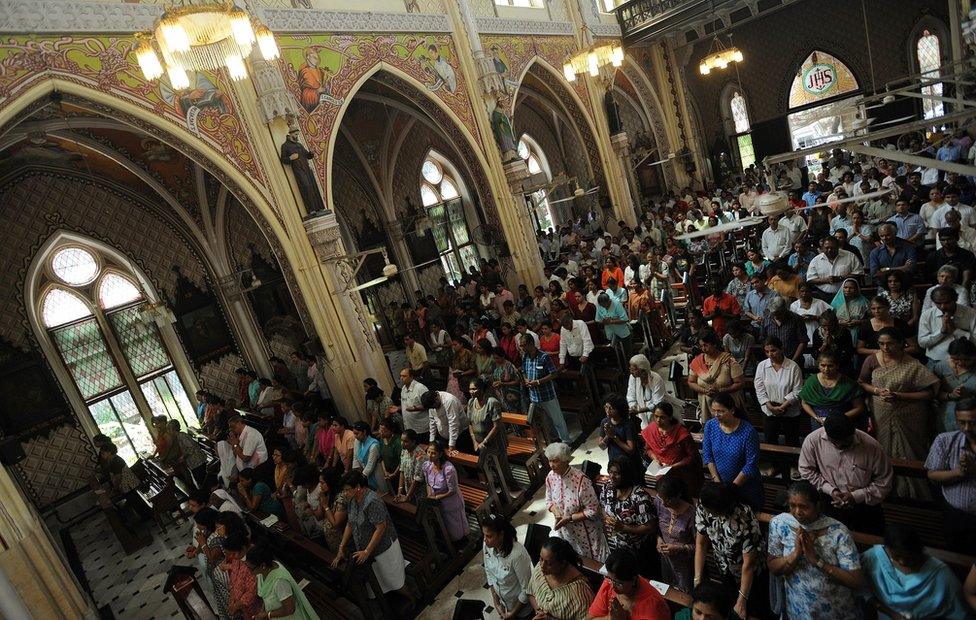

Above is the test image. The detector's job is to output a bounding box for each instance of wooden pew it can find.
[131,459,186,532]
[450,448,523,516]
[88,477,153,553]
[501,412,548,484]
[579,556,693,609]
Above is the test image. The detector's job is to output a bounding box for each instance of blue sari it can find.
[860,545,969,620]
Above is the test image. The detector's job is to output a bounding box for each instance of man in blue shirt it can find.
[521,336,571,443]
[868,222,917,285]
[887,199,927,245]
[595,292,632,348]
[801,182,820,207]
[743,274,777,329]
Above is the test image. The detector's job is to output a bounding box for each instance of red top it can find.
[640,422,694,467]
[701,293,741,337]
[601,267,625,290]
[588,577,672,620]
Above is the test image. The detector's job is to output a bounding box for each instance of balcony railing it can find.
[614,0,712,44]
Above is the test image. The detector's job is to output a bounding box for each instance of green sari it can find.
[799,374,862,424]
[830,279,869,346]
[256,564,319,620]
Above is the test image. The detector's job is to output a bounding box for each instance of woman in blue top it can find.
[701,392,762,511]
[351,421,385,492]
[861,525,970,620]
[238,467,284,519]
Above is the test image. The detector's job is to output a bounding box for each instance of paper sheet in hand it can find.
[646,461,672,478]
[648,580,670,596]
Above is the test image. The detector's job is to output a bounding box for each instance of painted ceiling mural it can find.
[0,36,266,188]
[480,35,591,117]
[277,33,478,205]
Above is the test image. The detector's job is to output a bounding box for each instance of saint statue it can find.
[280,126,325,215]
[604,90,623,136]
[487,99,518,162]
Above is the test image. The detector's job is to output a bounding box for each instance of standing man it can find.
[397,367,429,435]
[227,414,268,482]
[421,389,470,454]
[868,223,917,286]
[522,335,571,443]
[799,414,893,535]
[805,237,863,298]
[918,286,976,367]
[761,214,792,261]
[887,199,927,245]
[925,401,976,555]
[403,334,430,385]
[558,313,594,369]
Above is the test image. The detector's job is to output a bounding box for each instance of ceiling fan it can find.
[548,181,601,205]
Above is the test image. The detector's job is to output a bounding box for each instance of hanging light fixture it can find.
[563,40,624,82]
[699,36,743,75]
[133,1,280,88]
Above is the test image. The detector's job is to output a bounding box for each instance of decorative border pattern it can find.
[475,17,575,36]
[255,8,452,34]
[0,0,158,34]
[590,23,623,37]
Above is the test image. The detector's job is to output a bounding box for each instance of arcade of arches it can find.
[0,0,974,618]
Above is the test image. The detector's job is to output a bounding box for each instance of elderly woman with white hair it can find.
[626,354,680,430]
[544,442,608,562]
[923,264,970,312]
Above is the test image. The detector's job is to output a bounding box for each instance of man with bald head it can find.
[868,222,916,286]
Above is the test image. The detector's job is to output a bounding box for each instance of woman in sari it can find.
[640,402,702,496]
[490,347,524,413]
[247,545,319,620]
[743,248,769,278]
[800,350,866,428]
[856,296,917,358]
[570,288,600,345]
[687,330,746,423]
[498,323,519,363]
[935,337,976,432]
[474,338,495,379]
[467,377,519,490]
[861,525,969,620]
[858,328,939,499]
[539,323,561,368]
[830,278,870,348]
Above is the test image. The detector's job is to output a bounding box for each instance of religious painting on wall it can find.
[169,267,235,365]
[788,50,859,109]
[0,340,72,438]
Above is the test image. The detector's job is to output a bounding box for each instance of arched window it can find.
[36,243,197,463]
[517,134,556,232]
[723,88,755,171]
[916,29,944,119]
[419,152,481,283]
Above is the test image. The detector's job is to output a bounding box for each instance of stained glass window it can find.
[40,242,198,462]
[42,288,92,327]
[98,273,142,309]
[50,319,123,399]
[419,153,479,284]
[108,306,169,379]
[917,30,944,119]
[527,155,542,175]
[518,135,555,231]
[730,92,750,133]
[51,247,98,285]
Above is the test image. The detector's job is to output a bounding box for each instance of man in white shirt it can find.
[805,237,864,296]
[933,189,975,228]
[918,286,976,366]
[761,214,792,261]
[421,390,470,453]
[781,211,807,244]
[227,415,267,474]
[398,367,429,434]
[754,336,804,447]
[936,209,976,252]
[558,313,593,368]
[559,254,580,277]
[739,184,758,213]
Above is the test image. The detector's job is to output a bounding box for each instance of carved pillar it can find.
[251,57,297,124]
[383,220,421,296]
[214,273,274,378]
[0,466,94,618]
[610,131,641,220]
[445,0,544,287]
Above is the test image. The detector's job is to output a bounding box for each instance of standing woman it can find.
[598,394,640,470]
[701,393,763,512]
[393,429,426,504]
[526,537,594,620]
[544,442,608,563]
[766,480,863,619]
[641,402,702,495]
[423,440,469,542]
[626,353,672,430]
[800,351,866,428]
[351,422,385,493]
[810,311,857,377]
[879,270,920,327]
[467,377,519,490]
[652,476,696,593]
[475,338,496,379]
[192,507,231,617]
[790,282,832,349]
[482,514,534,620]
[694,483,766,619]
[378,419,402,493]
[364,386,393,434]
[491,347,524,413]
[858,327,939,498]
[856,296,917,358]
[687,331,746,424]
[572,284,601,344]
[726,263,751,310]
[247,544,319,619]
[599,456,655,564]
[831,278,870,348]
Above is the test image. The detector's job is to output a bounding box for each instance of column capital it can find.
[302,210,343,262]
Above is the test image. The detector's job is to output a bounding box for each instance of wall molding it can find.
[591,23,623,38]
[255,8,452,33]
[475,17,575,36]
[0,1,452,34]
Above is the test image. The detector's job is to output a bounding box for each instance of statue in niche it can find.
[280,123,326,215]
[604,90,623,136]
[487,98,518,162]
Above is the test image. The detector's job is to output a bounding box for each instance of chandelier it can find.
[563,42,624,82]
[134,1,280,90]
[699,36,743,75]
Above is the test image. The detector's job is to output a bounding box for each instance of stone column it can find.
[383,219,421,297]
[0,465,94,618]
[610,131,642,220]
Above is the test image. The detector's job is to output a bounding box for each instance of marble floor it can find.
[68,512,189,619]
[417,350,685,619]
